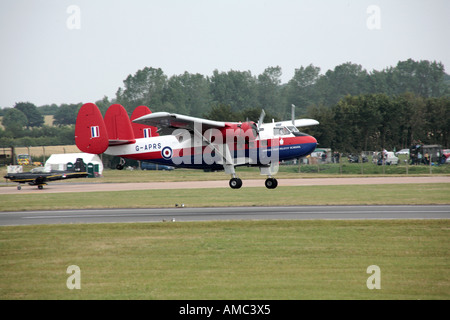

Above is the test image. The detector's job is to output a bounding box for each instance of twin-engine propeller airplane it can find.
[75,103,319,189]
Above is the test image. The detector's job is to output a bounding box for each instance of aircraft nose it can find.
[293,134,317,154]
[293,133,317,144]
[310,135,317,145]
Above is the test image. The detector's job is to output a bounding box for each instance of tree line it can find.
[306,93,449,153]
[0,59,449,152]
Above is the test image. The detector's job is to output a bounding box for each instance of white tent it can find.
[45,153,103,174]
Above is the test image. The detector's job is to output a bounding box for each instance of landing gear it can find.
[229,177,243,189]
[259,165,279,189]
[116,157,126,170]
[265,178,278,189]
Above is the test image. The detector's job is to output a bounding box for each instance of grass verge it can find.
[1,219,448,299]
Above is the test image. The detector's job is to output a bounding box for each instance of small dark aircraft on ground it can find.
[4,159,88,190]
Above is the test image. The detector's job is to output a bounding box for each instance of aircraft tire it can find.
[229,178,242,189]
[265,178,278,189]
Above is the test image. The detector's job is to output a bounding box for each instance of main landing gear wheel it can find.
[116,158,126,170]
[265,178,278,189]
[229,178,243,189]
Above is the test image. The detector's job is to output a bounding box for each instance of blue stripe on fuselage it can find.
[144,142,317,170]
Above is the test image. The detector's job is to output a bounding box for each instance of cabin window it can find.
[273,127,291,136]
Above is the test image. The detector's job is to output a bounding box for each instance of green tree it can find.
[424,97,450,146]
[392,93,426,148]
[203,104,240,122]
[389,59,447,97]
[53,104,81,126]
[285,64,321,115]
[14,102,44,128]
[257,66,283,117]
[38,103,59,115]
[164,72,211,117]
[2,108,27,138]
[209,69,258,112]
[306,103,335,149]
[95,96,112,115]
[116,67,167,113]
[316,62,369,106]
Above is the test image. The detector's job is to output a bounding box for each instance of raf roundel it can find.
[161,146,173,160]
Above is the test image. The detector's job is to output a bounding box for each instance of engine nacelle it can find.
[221,122,258,143]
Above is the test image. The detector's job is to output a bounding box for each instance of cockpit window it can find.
[273,126,291,136]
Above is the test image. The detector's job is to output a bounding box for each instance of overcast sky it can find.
[0,0,449,107]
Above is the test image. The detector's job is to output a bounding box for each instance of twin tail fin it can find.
[75,103,157,154]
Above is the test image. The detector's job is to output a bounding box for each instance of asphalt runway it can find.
[1,205,449,226]
[1,176,449,194]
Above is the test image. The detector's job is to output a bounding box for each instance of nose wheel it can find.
[265,178,278,189]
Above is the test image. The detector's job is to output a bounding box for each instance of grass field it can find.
[1,219,448,299]
[1,162,449,300]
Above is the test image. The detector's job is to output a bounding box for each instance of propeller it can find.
[291,104,296,125]
[257,109,266,132]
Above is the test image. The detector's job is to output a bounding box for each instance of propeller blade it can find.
[291,104,296,125]
[257,109,266,131]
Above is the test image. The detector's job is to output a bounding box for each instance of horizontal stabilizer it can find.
[75,103,109,154]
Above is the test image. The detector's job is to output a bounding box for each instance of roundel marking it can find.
[161,146,173,160]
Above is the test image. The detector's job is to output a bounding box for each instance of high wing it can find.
[132,112,227,135]
[277,119,319,128]
[133,112,240,175]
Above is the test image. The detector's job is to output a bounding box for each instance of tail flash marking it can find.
[143,128,151,138]
[91,126,100,138]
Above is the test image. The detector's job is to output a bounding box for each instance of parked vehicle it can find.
[141,162,174,171]
[17,154,31,165]
[375,151,399,165]
[395,149,410,156]
[348,154,368,163]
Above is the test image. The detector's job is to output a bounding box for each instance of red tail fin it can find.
[75,103,109,154]
[104,104,136,145]
[130,105,159,138]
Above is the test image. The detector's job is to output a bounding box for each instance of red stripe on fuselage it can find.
[116,135,317,162]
